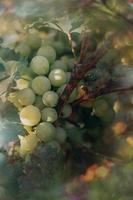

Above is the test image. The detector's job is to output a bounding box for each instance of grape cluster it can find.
[7,33,78,157]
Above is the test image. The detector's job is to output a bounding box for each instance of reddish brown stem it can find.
[95,85,133,98]
[57,46,108,114]
[78,83,133,104]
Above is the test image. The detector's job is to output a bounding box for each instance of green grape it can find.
[61,55,69,65]
[42,91,59,107]
[55,127,67,144]
[15,43,31,57]
[36,122,55,142]
[30,56,49,75]
[61,56,75,71]
[42,39,53,46]
[41,107,58,123]
[61,104,72,118]
[34,96,45,110]
[27,33,42,49]
[31,76,51,95]
[19,105,41,126]
[93,99,109,117]
[52,41,64,55]
[67,58,75,71]
[37,45,56,64]
[101,108,115,124]
[50,60,68,72]
[49,69,67,87]
[15,78,29,90]
[57,84,77,103]
[17,88,36,106]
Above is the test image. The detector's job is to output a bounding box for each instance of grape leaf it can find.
[27,15,86,35]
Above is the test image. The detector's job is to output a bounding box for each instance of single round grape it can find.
[34,96,45,110]
[52,41,64,55]
[15,43,31,57]
[61,104,72,118]
[94,99,109,117]
[50,60,67,72]
[61,55,68,62]
[31,76,51,95]
[41,107,58,123]
[17,88,36,106]
[37,45,56,64]
[36,122,55,142]
[49,69,67,87]
[55,127,67,144]
[67,58,75,71]
[42,91,59,107]
[57,84,77,103]
[15,79,29,90]
[61,56,69,67]
[61,56,75,70]
[20,105,41,126]
[30,56,49,75]
[27,33,41,49]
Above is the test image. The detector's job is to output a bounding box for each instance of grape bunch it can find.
[7,32,78,158]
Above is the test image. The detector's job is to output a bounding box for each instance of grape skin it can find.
[55,127,67,144]
[41,107,58,123]
[27,33,41,49]
[94,99,109,117]
[15,43,31,57]
[50,60,68,72]
[30,56,49,75]
[31,76,51,95]
[36,122,56,142]
[34,96,45,110]
[49,69,67,87]
[61,104,72,118]
[42,91,59,107]
[17,88,36,106]
[52,41,64,55]
[19,105,41,126]
[37,45,56,64]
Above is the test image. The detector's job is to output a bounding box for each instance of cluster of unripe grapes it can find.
[7,32,78,157]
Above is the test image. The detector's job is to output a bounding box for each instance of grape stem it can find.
[94,83,133,98]
[57,45,108,115]
[75,81,133,104]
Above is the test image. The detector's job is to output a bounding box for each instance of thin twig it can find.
[57,45,108,114]
[77,82,133,104]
